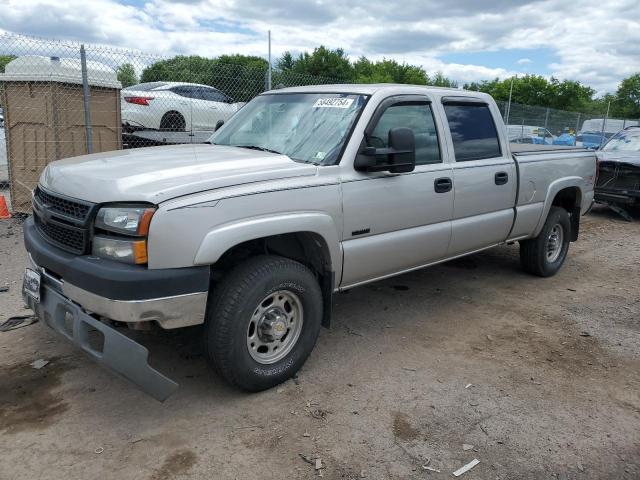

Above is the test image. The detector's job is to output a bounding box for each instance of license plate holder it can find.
[23,268,41,304]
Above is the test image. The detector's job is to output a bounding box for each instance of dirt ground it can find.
[0,205,639,480]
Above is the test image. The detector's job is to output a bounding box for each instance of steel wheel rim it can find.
[546,223,564,263]
[246,290,304,364]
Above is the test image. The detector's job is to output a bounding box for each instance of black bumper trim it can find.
[27,284,178,401]
[24,217,210,301]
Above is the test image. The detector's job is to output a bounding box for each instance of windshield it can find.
[602,129,640,152]
[209,93,368,165]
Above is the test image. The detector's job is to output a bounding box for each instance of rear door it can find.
[340,96,454,287]
[441,98,517,256]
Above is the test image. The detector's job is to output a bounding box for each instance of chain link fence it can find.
[1,32,639,221]
[0,32,346,218]
[496,100,639,147]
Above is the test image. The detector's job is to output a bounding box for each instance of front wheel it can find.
[205,255,323,391]
[519,206,571,277]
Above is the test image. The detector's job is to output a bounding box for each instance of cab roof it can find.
[265,83,491,100]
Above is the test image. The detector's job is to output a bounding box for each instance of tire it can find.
[205,255,323,391]
[519,206,571,277]
[160,112,185,132]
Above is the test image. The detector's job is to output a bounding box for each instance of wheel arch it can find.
[160,110,187,130]
[533,179,584,239]
[194,213,342,327]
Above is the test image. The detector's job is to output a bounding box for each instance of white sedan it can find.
[121,82,243,132]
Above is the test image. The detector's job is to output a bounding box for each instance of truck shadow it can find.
[588,202,640,221]
[117,243,524,402]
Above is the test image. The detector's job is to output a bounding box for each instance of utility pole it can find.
[505,76,514,125]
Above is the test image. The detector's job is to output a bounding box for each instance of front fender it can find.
[532,177,584,237]
[193,212,342,279]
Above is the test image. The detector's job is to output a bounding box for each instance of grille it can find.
[597,163,640,191]
[34,186,91,221]
[34,215,87,254]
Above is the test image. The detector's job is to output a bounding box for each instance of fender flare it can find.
[532,177,584,237]
[193,211,342,280]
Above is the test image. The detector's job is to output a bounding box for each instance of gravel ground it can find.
[0,205,639,480]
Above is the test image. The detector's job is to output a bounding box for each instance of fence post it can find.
[267,30,272,91]
[80,45,94,154]
[543,108,550,137]
[600,101,610,148]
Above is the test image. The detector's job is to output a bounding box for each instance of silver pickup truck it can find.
[23,84,596,400]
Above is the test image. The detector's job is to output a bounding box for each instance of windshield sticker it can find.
[313,98,354,109]
[314,151,326,160]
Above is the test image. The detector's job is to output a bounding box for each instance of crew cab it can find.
[23,85,596,400]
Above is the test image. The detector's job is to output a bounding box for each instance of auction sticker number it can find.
[313,98,354,108]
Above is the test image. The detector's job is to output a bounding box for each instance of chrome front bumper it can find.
[27,254,208,329]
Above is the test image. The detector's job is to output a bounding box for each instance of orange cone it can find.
[0,194,11,219]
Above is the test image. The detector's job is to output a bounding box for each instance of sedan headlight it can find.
[95,206,155,236]
[93,205,155,265]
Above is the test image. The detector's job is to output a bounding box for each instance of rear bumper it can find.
[25,283,178,401]
[24,217,210,328]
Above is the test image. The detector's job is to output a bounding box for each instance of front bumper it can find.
[24,281,178,401]
[24,217,210,328]
[594,189,640,205]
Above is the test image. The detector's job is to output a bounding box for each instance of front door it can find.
[341,96,454,287]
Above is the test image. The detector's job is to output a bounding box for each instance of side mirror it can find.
[354,127,416,173]
[214,120,224,131]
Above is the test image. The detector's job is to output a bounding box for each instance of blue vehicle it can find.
[552,128,576,146]
[577,119,639,149]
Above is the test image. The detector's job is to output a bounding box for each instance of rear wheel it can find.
[519,206,571,277]
[160,111,185,132]
[205,255,323,391]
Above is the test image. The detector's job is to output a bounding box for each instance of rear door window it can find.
[444,103,501,161]
[200,88,230,103]
[171,86,198,99]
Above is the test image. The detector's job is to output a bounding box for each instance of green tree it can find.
[290,46,354,80]
[275,51,295,72]
[140,54,269,102]
[430,71,458,88]
[613,73,640,118]
[116,63,137,88]
[141,55,219,85]
[465,75,594,111]
[353,57,430,85]
[0,55,16,73]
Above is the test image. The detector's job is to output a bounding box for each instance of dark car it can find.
[595,126,640,207]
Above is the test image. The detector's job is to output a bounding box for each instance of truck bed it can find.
[510,143,588,155]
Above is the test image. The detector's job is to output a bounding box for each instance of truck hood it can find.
[597,151,640,167]
[40,144,318,204]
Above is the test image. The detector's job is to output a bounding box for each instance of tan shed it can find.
[0,56,122,212]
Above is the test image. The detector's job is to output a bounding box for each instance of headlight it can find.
[92,236,148,265]
[95,206,155,236]
[93,205,155,265]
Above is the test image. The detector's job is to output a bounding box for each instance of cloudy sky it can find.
[1,0,639,94]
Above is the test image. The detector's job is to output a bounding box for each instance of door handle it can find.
[495,171,509,185]
[434,177,453,193]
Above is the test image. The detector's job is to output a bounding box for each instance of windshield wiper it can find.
[233,145,283,155]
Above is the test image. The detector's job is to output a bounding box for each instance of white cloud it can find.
[0,0,638,94]
[517,58,532,65]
